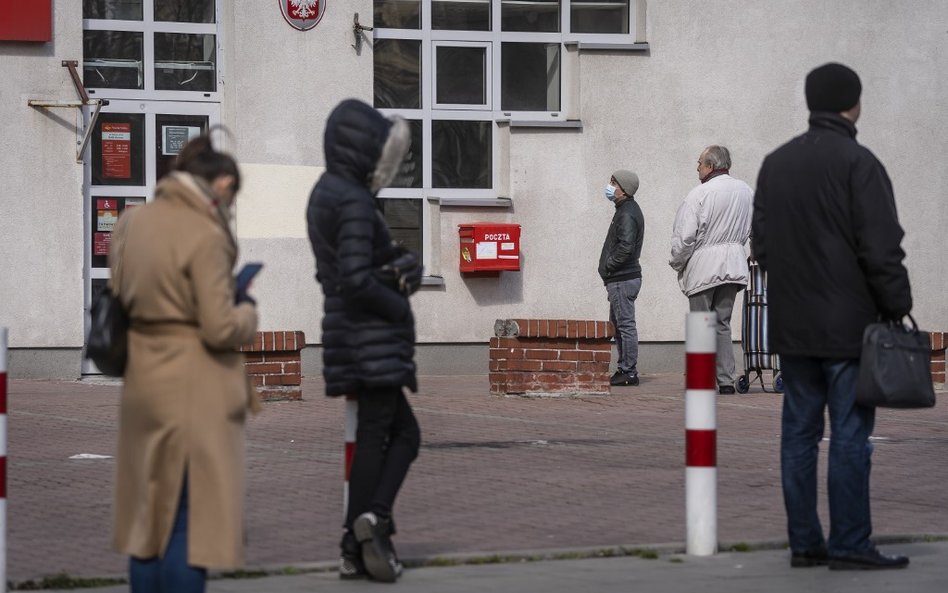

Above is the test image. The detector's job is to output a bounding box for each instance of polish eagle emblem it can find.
[279,0,326,31]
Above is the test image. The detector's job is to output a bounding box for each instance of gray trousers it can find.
[688,283,743,386]
[607,278,642,375]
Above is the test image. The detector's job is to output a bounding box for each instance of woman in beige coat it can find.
[109,135,258,592]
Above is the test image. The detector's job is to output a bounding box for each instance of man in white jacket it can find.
[669,145,753,394]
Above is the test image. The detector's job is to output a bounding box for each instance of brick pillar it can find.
[932,331,946,386]
[489,319,613,396]
[241,331,305,401]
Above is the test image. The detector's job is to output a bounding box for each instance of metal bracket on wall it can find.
[27,60,109,163]
[352,12,373,54]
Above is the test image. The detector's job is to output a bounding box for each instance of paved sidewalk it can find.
[38,541,948,593]
[7,374,948,587]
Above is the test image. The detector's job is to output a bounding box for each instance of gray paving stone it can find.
[7,375,948,588]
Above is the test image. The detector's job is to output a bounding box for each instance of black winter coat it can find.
[752,112,912,359]
[306,100,417,396]
[598,196,644,285]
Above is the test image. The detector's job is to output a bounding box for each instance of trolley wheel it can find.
[774,373,785,394]
[736,375,750,394]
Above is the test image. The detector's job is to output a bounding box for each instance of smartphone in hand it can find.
[235,262,264,294]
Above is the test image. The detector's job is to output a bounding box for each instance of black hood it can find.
[323,99,393,184]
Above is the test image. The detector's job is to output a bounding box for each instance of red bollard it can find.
[343,394,357,519]
[685,313,717,556]
[1,327,7,590]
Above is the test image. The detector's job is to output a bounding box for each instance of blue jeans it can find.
[130,478,207,593]
[780,356,875,556]
[607,278,642,374]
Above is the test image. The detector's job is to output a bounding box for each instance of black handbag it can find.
[856,315,936,409]
[85,286,129,376]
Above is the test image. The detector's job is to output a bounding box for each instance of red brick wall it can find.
[241,331,305,401]
[490,319,613,396]
[932,331,947,385]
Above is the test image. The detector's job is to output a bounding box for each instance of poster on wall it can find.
[96,199,119,231]
[101,123,132,179]
[162,126,202,156]
[90,197,144,267]
[93,232,112,256]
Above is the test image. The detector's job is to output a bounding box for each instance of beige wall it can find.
[230,0,948,345]
[0,5,85,348]
[1,0,945,362]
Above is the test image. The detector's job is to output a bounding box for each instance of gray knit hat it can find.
[612,170,639,196]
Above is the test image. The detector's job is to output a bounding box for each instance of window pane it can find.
[501,43,560,111]
[155,0,215,23]
[389,120,423,189]
[154,33,217,92]
[437,46,487,105]
[433,121,492,189]
[374,0,420,29]
[83,0,143,20]
[83,30,144,90]
[571,0,629,34]
[374,39,422,109]
[502,0,560,32]
[91,113,146,186]
[432,0,491,31]
[378,199,423,258]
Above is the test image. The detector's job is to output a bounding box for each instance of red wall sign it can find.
[0,0,52,42]
[101,123,132,180]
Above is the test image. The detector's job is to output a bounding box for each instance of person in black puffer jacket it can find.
[306,99,420,583]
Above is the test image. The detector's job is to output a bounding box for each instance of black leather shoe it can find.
[610,371,639,386]
[828,547,909,570]
[718,385,736,395]
[790,546,829,567]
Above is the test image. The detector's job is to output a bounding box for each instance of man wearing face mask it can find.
[669,146,753,394]
[598,170,645,387]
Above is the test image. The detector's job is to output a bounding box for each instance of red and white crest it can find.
[279,0,327,31]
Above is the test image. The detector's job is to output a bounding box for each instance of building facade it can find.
[1,1,946,378]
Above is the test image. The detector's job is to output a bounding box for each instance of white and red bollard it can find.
[343,394,358,519]
[685,313,717,556]
[1,327,8,591]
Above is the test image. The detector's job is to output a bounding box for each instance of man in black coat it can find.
[752,63,912,570]
[306,99,421,582]
[598,170,645,386]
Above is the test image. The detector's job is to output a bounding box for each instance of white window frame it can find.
[373,1,643,271]
[82,0,222,103]
[432,41,493,111]
[563,0,639,44]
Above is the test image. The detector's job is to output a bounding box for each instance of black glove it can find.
[377,246,423,296]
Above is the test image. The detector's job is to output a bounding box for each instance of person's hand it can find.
[236,288,256,306]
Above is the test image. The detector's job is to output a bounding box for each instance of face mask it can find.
[604,185,616,201]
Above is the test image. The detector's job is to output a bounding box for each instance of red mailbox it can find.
[458,223,521,273]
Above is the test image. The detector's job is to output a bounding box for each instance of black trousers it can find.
[344,386,421,530]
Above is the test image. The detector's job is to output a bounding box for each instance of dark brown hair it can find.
[174,127,241,193]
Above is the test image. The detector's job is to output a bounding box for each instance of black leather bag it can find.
[856,315,936,409]
[85,287,129,377]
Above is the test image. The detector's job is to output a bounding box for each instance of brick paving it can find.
[7,374,948,582]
